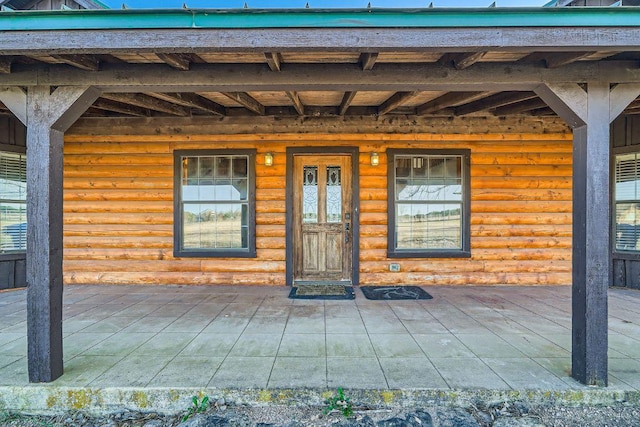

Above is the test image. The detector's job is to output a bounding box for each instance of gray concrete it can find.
[0,285,639,413]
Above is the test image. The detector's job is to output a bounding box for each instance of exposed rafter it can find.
[493,98,548,116]
[455,91,538,116]
[50,54,100,71]
[520,51,597,68]
[417,92,489,115]
[265,52,282,72]
[378,91,420,115]
[438,52,487,70]
[359,52,378,71]
[101,93,191,116]
[338,91,356,116]
[0,57,11,74]
[543,51,597,69]
[285,91,305,115]
[147,92,225,116]
[91,99,151,117]
[156,53,193,71]
[528,107,557,117]
[222,92,265,115]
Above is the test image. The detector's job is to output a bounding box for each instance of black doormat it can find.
[361,286,433,300]
[288,285,355,300]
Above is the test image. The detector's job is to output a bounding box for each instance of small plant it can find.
[323,387,353,418]
[182,395,209,422]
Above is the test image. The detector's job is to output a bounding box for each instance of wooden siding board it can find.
[63,132,572,286]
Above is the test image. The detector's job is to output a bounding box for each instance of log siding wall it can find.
[63,132,572,286]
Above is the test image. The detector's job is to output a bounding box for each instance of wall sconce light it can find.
[370,152,380,166]
[264,152,274,167]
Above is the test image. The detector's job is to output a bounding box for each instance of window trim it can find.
[612,149,640,255]
[0,149,27,258]
[173,149,256,258]
[386,148,471,259]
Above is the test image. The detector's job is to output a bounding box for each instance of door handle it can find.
[345,222,350,243]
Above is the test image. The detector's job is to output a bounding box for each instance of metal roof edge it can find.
[1,7,640,31]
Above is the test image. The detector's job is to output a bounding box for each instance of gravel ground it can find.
[1,401,639,427]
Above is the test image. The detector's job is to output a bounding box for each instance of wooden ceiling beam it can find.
[493,98,548,116]
[5,62,640,92]
[338,91,356,116]
[378,91,420,115]
[455,91,538,115]
[0,57,13,74]
[147,92,225,116]
[543,51,597,68]
[91,99,150,117]
[50,54,100,71]
[101,93,190,116]
[438,51,487,70]
[156,53,192,71]
[285,91,305,115]
[265,52,282,72]
[453,52,488,70]
[417,91,489,115]
[359,52,378,71]
[222,92,265,115]
[528,107,557,116]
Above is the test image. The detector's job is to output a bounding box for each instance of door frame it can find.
[285,146,360,286]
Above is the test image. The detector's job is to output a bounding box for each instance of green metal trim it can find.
[1,7,640,31]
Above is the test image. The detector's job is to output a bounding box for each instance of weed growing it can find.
[323,388,353,418]
[182,395,209,422]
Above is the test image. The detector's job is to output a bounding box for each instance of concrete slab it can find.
[0,285,639,414]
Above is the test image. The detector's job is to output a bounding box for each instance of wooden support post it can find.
[23,86,100,383]
[572,83,610,386]
[535,82,640,386]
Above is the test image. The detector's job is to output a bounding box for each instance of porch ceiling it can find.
[1,8,640,120]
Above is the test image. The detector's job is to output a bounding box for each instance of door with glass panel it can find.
[293,155,352,282]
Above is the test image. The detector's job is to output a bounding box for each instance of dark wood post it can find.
[570,83,610,386]
[536,82,640,386]
[24,86,100,382]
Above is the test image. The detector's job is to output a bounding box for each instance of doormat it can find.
[361,286,433,300]
[289,285,355,300]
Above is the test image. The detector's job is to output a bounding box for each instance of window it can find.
[387,149,470,258]
[615,152,640,251]
[0,151,26,254]
[174,150,256,257]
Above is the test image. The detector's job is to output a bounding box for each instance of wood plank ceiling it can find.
[1,50,640,119]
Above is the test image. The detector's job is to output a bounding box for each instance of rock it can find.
[177,413,231,427]
[142,420,165,427]
[407,410,433,426]
[376,417,411,427]
[332,415,376,427]
[475,410,493,425]
[434,409,480,427]
[492,416,545,427]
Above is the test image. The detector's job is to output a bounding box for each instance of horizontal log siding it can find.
[63,133,572,286]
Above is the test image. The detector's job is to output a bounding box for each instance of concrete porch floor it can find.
[0,285,640,412]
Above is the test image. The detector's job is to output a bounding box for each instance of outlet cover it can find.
[389,263,401,272]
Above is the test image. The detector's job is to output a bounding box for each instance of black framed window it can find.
[614,152,640,252]
[387,149,470,258]
[174,150,256,257]
[0,150,26,254]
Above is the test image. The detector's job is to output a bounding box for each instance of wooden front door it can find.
[293,155,352,283]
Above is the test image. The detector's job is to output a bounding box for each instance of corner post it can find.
[535,82,640,386]
[23,85,100,382]
[571,82,610,386]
